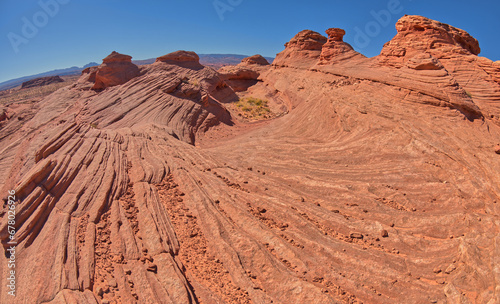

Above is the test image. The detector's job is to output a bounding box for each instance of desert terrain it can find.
[0,15,499,304]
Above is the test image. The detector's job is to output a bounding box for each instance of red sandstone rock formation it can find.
[381,15,480,60]
[273,30,327,67]
[0,107,8,122]
[156,50,200,63]
[92,51,141,90]
[319,28,365,64]
[217,54,272,92]
[81,66,98,83]
[378,15,500,121]
[1,16,500,304]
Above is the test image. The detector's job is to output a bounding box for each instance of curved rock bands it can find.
[273,62,482,120]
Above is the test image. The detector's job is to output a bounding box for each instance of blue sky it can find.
[0,0,499,83]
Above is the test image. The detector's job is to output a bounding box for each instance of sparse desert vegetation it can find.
[234,96,271,120]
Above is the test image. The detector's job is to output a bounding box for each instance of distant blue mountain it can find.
[83,62,99,69]
[0,65,89,91]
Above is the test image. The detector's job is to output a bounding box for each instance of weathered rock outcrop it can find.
[319,28,365,64]
[81,66,98,83]
[377,15,500,120]
[92,51,141,90]
[274,30,327,67]
[218,66,259,81]
[21,76,64,89]
[381,15,480,62]
[218,65,260,92]
[0,107,7,121]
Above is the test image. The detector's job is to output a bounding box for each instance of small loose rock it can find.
[350,232,364,239]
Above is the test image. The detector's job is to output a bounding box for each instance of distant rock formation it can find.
[21,75,64,89]
[240,54,270,66]
[156,50,200,63]
[83,62,99,69]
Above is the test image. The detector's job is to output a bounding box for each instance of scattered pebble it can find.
[445,264,456,274]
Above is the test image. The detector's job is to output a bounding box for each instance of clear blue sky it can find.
[1,0,499,83]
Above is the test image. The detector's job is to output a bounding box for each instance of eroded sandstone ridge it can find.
[0,15,500,304]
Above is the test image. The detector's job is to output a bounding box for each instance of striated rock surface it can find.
[92,51,141,90]
[379,15,500,120]
[1,16,500,304]
[21,76,64,89]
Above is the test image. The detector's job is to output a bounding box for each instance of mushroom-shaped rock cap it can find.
[285,30,327,50]
[156,50,200,63]
[241,54,270,66]
[92,51,140,90]
[102,51,133,63]
[274,30,328,67]
[325,28,345,42]
[318,27,364,64]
